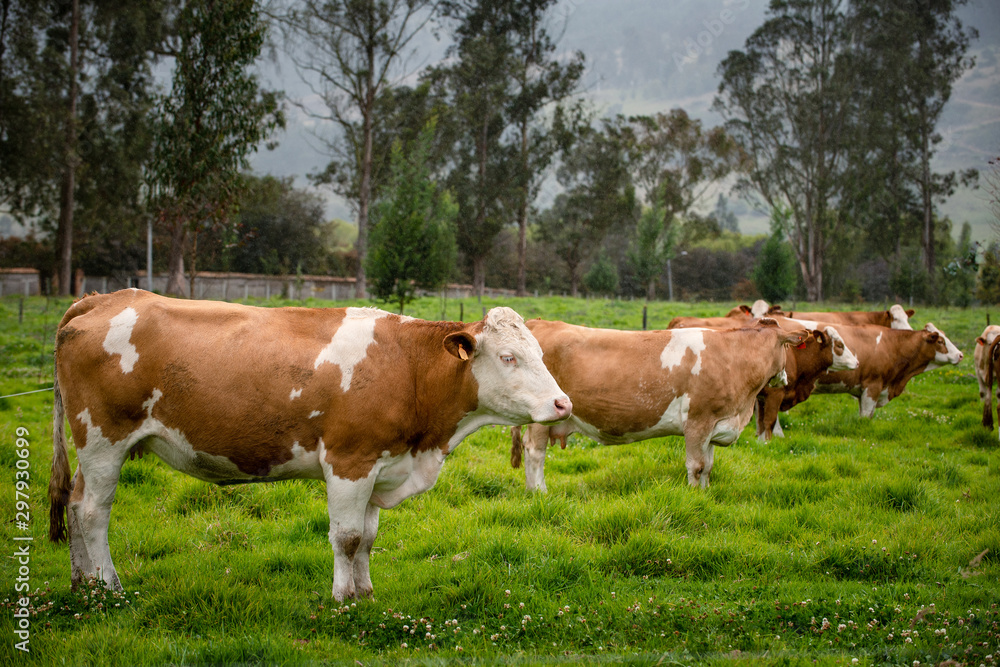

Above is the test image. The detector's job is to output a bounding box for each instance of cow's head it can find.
[822,325,859,371]
[922,323,963,368]
[444,307,571,425]
[889,304,915,330]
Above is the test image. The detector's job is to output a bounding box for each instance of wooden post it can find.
[19,297,25,325]
[460,303,464,322]
[643,305,648,331]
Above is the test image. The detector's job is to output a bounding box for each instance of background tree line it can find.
[0,0,991,310]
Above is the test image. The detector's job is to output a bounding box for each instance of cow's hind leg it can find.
[351,503,380,598]
[66,468,94,587]
[70,457,125,591]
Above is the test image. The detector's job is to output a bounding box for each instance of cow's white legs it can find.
[859,385,881,418]
[66,468,94,587]
[522,424,550,493]
[351,503,380,598]
[69,458,124,591]
[321,451,376,602]
[683,423,715,488]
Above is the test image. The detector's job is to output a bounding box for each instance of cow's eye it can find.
[500,354,517,366]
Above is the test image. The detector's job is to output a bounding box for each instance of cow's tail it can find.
[49,361,71,543]
[511,426,523,469]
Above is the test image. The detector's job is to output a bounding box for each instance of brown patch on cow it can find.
[337,532,362,560]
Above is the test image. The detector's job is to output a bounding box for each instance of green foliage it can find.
[977,244,1000,305]
[751,206,797,303]
[583,250,619,297]
[628,195,675,300]
[366,123,458,314]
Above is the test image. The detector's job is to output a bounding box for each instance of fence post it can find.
[19,297,24,324]
[460,303,464,322]
[643,305,648,331]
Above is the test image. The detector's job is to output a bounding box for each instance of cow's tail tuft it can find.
[511,426,523,469]
[49,368,71,543]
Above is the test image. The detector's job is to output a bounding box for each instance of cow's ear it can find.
[768,304,783,314]
[781,329,809,348]
[924,331,940,345]
[978,336,987,346]
[906,309,915,317]
[443,332,477,361]
[740,304,752,314]
[813,329,827,345]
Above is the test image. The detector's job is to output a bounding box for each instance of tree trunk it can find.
[647,278,656,302]
[516,119,529,297]
[354,39,377,300]
[472,255,486,301]
[165,219,188,296]
[55,0,79,296]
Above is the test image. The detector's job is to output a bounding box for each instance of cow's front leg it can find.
[352,503,380,598]
[321,458,376,602]
[859,384,882,418]
[521,424,551,493]
[683,423,714,488]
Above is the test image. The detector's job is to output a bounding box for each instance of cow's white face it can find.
[924,323,963,368]
[750,300,771,318]
[825,326,859,371]
[471,308,572,425]
[889,304,913,330]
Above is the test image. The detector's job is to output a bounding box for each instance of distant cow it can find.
[510,319,808,490]
[811,323,962,417]
[975,325,1000,431]
[725,300,781,319]
[49,290,571,601]
[755,325,859,440]
[780,304,914,330]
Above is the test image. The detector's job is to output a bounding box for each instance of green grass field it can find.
[1,294,997,666]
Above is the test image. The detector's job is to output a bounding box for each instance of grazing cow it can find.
[509,319,808,491]
[755,325,859,440]
[975,325,1000,430]
[48,290,571,601]
[781,304,914,330]
[811,323,962,417]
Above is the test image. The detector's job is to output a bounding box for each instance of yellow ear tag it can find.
[459,347,469,361]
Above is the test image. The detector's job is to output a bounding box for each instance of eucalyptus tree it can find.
[502,0,584,296]
[281,0,440,299]
[1,0,170,293]
[149,0,282,296]
[715,0,859,301]
[850,0,977,296]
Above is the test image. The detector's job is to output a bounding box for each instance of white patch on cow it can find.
[267,441,324,480]
[309,410,323,419]
[750,300,770,318]
[369,447,447,509]
[290,388,302,401]
[661,329,707,375]
[889,304,913,330]
[469,307,571,425]
[825,326,859,371]
[314,307,391,392]
[860,390,879,417]
[875,388,890,408]
[875,332,883,347]
[102,307,139,373]
[789,317,820,330]
[710,415,745,445]
[142,389,162,417]
[924,323,963,368]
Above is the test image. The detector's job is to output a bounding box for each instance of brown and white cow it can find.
[725,300,781,319]
[509,319,808,491]
[780,304,914,330]
[810,322,962,417]
[974,325,1000,431]
[755,326,859,440]
[48,290,571,601]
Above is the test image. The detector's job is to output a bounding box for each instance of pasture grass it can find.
[1,294,998,665]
